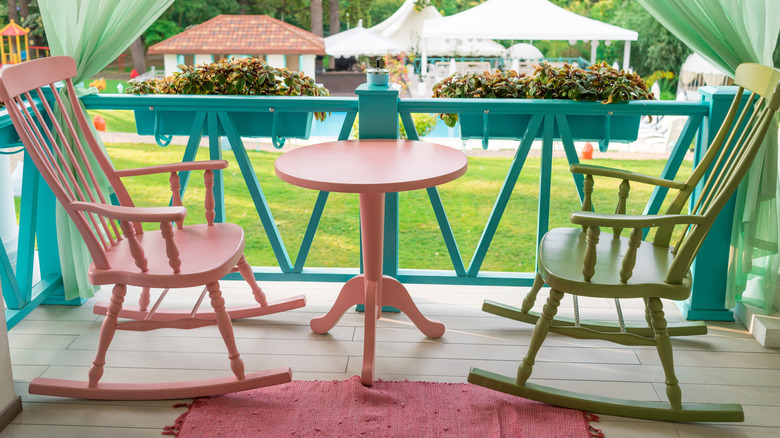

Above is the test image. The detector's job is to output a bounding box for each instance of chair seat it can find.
[538,227,691,300]
[89,223,245,288]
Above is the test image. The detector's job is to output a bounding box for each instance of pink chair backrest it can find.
[0,56,128,269]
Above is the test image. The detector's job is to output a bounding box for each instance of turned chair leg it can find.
[88,284,126,388]
[236,255,268,306]
[643,297,652,328]
[138,287,151,312]
[207,281,246,380]
[517,288,564,385]
[648,297,682,410]
[521,272,545,313]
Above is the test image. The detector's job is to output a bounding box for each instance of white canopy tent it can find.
[421,0,638,74]
[324,20,403,58]
[677,53,731,100]
[506,43,544,60]
[370,0,505,57]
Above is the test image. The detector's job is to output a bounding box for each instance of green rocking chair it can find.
[469,62,780,422]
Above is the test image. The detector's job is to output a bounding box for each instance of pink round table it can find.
[275,139,468,385]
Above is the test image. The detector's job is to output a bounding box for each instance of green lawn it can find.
[86,77,137,134]
[90,78,132,94]
[87,109,137,133]
[106,142,692,273]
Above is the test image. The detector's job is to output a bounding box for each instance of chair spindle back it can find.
[659,63,780,283]
[0,57,133,270]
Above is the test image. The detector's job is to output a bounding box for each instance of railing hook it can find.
[152,110,173,147]
[482,110,490,150]
[270,107,286,149]
[599,111,612,152]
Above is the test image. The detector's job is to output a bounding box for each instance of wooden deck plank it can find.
[3,280,780,437]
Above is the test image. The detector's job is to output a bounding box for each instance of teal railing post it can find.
[2,88,76,328]
[3,153,70,328]
[679,86,740,321]
[356,80,400,312]
[35,170,69,306]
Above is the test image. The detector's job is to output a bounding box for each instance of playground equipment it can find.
[0,20,49,66]
[1,20,29,65]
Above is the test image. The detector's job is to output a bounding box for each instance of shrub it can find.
[432,62,654,127]
[126,57,330,121]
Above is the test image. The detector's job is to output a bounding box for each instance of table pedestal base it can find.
[310,274,445,385]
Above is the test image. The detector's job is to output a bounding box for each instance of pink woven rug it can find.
[165,376,600,437]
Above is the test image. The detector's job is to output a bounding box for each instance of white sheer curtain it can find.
[639,0,780,313]
[39,0,175,299]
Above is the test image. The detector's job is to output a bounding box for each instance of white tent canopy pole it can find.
[422,40,428,75]
[623,41,631,70]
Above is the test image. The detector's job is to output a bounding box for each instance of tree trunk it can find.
[130,37,147,74]
[7,0,17,23]
[310,0,324,36]
[18,0,27,20]
[328,0,340,36]
[328,0,340,70]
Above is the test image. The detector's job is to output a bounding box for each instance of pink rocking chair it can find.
[0,56,305,399]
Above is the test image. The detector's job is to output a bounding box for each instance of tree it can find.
[342,0,373,27]
[245,0,310,29]
[612,1,690,77]
[427,0,484,16]
[328,0,339,35]
[369,0,403,27]
[143,18,182,48]
[159,0,240,30]
[540,1,691,76]
[130,37,146,73]
[7,0,16,22]
[20,7,44,46]
[310,0,323,36]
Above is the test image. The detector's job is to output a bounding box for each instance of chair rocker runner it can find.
[0,56,305,400]
[470,62,780,422]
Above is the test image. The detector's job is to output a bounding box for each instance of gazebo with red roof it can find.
[148,15,326,79]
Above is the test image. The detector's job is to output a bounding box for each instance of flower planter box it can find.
[133,108,314,139]
[458,112,641,143]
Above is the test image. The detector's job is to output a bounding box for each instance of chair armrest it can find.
[569,211,706,228]
[114,160,229,178]
[570,163,687,190]
[71,201,187,222]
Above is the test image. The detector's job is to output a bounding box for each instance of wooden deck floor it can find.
[3,280,780,437]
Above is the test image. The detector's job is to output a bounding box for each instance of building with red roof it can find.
[148,15,326,79]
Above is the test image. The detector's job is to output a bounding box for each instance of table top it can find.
[275,140,468,193]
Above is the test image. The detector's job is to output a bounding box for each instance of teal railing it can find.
[1,83,738,328]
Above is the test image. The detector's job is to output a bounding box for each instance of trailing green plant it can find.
[432,69,529,127]
[529,62,653,102]
[126,57,330,121]
[432,62,654,127]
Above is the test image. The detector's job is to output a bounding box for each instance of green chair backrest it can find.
[657,63,780,284]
